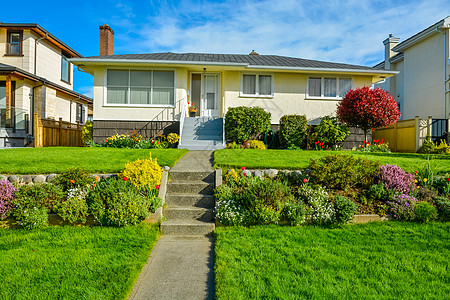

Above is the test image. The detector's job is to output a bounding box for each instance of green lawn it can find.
[0,224,159,300]
[214,149,450,174]
[215,222,450,299]
[0,147,188,174]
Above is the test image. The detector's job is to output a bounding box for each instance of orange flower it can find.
[70,180,75,184]
[124,177,128,181]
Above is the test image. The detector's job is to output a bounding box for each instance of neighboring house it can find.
[374,16,450,121]
[0,23,93,147]
[71,25,396,150]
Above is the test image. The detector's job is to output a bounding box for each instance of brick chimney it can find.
[99,24,114,56]
[383,34,399,70]
[249,50,259,55]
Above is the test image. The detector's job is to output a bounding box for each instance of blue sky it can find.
[2,0,449,98]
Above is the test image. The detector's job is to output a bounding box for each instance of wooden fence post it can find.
[394,122,398,152]
[415,116,419,152]
[59,118,63,146]
[34,113,39,147]
[76,121,80,147]
[427,116,432,137]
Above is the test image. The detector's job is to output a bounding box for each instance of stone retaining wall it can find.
[0,174,119,184]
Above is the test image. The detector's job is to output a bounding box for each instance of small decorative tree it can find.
[337,87,400,143]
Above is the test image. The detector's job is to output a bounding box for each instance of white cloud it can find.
[111,0,449,66]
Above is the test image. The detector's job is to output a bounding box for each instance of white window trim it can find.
[239,72,274,98]
[306,76,353,100]
[103,67,177,108]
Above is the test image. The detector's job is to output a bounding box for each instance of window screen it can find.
[259,75,272,95]
[324,78,337,97]
[339,78,352,97]
[243,75,256,95]
[308,78,321,97]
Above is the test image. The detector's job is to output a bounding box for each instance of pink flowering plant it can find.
[379,164,415,194]
[0,179,17,219]
[387,194,418,221]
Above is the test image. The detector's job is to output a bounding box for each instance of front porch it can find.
[0,105,29,147]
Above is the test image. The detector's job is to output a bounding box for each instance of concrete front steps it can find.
[161,170,215,235]
[178,117,225,150]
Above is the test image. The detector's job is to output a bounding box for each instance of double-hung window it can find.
[6,30,23,56]
[241,74,273,97]
[106,69,175,106]
[307,77,352,99]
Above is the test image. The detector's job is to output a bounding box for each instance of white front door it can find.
[201,74,220,117]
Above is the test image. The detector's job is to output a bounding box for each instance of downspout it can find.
[34,33,48,75]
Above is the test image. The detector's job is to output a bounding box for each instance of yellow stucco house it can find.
[0,23,92,147]
[71,25,396,150]
[375,16,450,122]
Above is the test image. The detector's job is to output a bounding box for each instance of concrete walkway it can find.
[129,151,215,300]
[170,150,214,172]
[128,235,214,300]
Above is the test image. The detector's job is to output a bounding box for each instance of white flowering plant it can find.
[298,185,336,225]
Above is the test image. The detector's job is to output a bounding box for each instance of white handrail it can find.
[179,97,188,146]
[222,96,226,146]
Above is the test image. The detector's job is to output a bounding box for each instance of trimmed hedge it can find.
[225,106,271,144]
[279,115,308,149]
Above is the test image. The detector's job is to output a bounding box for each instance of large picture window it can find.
[106,70,175,106]
[241,74,273,97]
[307,77,352,99]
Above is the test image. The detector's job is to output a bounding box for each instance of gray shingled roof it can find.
[84,52,379,71]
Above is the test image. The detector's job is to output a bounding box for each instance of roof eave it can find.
[0,22,82,58]
[69,58,249,68]
[392,17,450,52]
[69,58,396,76]
[0,65,92,104]
[246,65,399,76]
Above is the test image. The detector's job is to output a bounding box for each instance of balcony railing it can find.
[0,105,29,131]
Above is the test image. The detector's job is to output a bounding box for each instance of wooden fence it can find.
[34,113,83,147]
[372,116,431,153]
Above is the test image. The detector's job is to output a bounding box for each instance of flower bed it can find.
[215,155,450,226]
[0,154,165,229]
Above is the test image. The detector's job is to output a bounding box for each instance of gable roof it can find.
[0,63,92,104]
[0,23,82,58]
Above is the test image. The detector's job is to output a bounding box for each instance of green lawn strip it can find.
[0,148,188,174]
[215,222,450,300]
[214,149,450,174]
[0,224,159,300]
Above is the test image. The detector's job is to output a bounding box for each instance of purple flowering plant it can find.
[387,194,418,221]
[0,179,17,219]
[379,164,415,194]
